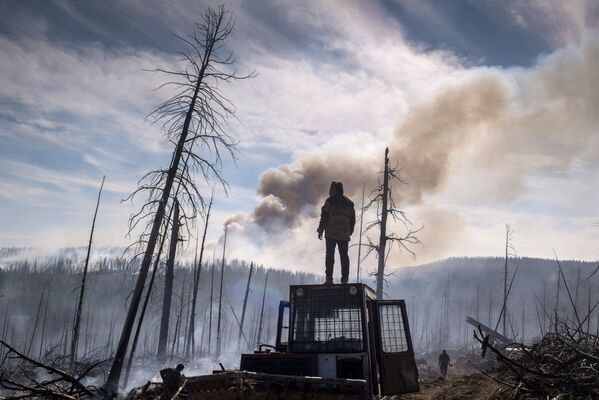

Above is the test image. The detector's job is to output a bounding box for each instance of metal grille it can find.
[379,303,408,353]
[292,287,363,352]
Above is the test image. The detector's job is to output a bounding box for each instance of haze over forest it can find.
[0,1,598,397]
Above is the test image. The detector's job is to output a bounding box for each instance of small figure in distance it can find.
[317,181,356,285]
[438,350,450,378]
[160,363,185,400]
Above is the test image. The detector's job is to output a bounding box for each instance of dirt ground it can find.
[398,374,501,400]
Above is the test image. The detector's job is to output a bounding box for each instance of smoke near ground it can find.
[2,249,597,388]
[224,33,599,271]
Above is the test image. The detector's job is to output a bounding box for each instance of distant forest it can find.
[1,248,597,372]
[0,247,318,378]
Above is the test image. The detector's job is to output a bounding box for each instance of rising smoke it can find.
[225,33,599,271]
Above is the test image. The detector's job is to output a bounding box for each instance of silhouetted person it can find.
[317,181,355,284]
[438,350,450,377]
[160,363,185,399]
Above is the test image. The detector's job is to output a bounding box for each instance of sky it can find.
[0,0,598,274]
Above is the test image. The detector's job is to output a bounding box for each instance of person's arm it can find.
[349,203,356,235]
[317,201,329,238]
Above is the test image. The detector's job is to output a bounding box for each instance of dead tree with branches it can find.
[102,6,252,395]
[363,147,422,299]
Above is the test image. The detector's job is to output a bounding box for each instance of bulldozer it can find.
[129,283,419,399]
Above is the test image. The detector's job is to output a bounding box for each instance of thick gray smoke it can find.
[227,34,599,268]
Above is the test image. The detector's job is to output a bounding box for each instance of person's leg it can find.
[338,240,350,284]
[325,239,335,284]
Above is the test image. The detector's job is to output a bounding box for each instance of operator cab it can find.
[240,283,419,397]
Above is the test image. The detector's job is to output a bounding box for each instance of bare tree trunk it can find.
[182,280,192,356]
[39,293,50,359]
[158,201,180,362]
[375,148,389,299]
[186,193,213,358]
[70,176,104,373]
[123,234,167,388]
[208,260,215,358]
[237,262,254,351]
[103,19,210,392]
[521,295,525,342]
[62,313,69,356]
[216,225,228,358]
[555,261,561,332]
[587,286,592,334]
[574,264,581,313]
[257,272,269,345]
[171,282,185,358]
[503,225,509,337]
[27,289,46,356]
[542,280,547,333]
[199,312,208,356]
[356,183,365,283]
[106,313,115,359]
[1,300,9,360]
[476,285,480,321]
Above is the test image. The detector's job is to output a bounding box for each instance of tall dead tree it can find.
[237,262,254,351]
[216,224,228,358]
[186,192,213,358]
[502,225,515,337]
[103,6,251,394]
[356,183,365,283]
[208,260,215,357]
[27,289,45,357]
[158,201,180,362]
[39,293,50,359]
[70,176,104,374]
[257,271,269,346]
[364,148,421,299]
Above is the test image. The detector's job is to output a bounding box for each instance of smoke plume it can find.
[227,33,599,270]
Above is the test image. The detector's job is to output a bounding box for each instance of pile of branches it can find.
[473,322,599,399]
[0,340,108,399]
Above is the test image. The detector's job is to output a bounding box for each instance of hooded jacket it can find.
[317,194,356,241]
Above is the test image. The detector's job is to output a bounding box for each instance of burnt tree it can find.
[364,147,421,299]
[103,6,251,394]
[157,200,181,362]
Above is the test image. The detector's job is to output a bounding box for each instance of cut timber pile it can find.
[474,322,599,399]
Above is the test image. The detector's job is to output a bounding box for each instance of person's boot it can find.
[340,276,348,284]
[324,275,333,285]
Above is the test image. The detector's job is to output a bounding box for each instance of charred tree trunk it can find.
[216,225,228,358]
[186,194,213,358]
[171,281,185,358]
[208,260,215,357]
[237,262,254,351]
[503,225,509,337]
[103,15,213,392]
[257,272,269,346]
[123,233,167,388]
[39,294,50,359]
[27,289,46,357]
[375,148,389,299]
[356,183,365,283]
[158,201,180,362]
[70,176,104,373]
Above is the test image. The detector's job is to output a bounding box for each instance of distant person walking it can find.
[317,182,355,284]
[438,350,450,378]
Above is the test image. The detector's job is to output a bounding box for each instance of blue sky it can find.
[0,0,598,272]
